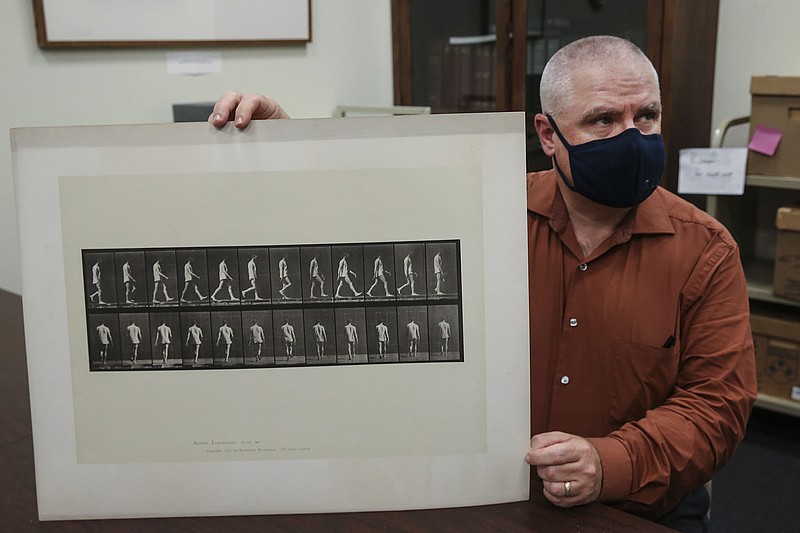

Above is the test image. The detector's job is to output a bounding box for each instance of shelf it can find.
[755,393,800,417]
[746,174,800,190]
[743,258,800,308]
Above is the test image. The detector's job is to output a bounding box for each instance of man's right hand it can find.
[208,92,290,129]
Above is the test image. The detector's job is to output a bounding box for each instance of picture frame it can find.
[12,113,530,520]
[32,0,312,49]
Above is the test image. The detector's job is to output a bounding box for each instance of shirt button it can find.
[579,263,588,271]
[569,318,578,327]
[560,375,570,385]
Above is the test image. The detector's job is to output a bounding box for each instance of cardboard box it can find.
[773,206,800,301]
[750,312,800,403]
[748,76,800,178]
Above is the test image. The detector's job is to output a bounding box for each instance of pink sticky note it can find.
[748,125,783,156]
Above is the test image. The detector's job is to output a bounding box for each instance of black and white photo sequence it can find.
[82,240,462,371]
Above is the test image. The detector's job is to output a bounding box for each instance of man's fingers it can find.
[250,94,290,121]
[543,479,576,498]
[209,93,289,129]
[526,434,578,467]
[209,91,243,127]
[529,431,572,451]
[232,93,264,128]
[541,480,582,508]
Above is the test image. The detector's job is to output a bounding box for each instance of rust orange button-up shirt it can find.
[527,169,757,520]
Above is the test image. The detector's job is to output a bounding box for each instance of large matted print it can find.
[12,114,530,520]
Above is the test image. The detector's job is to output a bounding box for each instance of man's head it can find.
[535,36,664,208]
[539,35,659,121]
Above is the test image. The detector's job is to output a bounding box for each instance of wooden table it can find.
[0,288,669,532]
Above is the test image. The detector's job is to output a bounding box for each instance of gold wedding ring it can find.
[564,481,572,497]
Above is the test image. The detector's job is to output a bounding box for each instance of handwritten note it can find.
[677,148,748,195]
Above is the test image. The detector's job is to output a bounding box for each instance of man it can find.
[437,317,450,356]
[211,258,239,302]
[122,260,136,303]
[397,253,418,296]
[152,258,174,304]
[375,320,390,360]
[278,255,292,299]
[335,253,361,298]
[432,249,445,295]
[126,319,142,362]
[96,320,112,364]
[366,255,393,297]
[181,257,207,303]
[308,255,328,298]
[241,254,263,300]
[186,321,204,363]
[249,319,265,361]
[406,317,420,357]
[519,36,756,529]
[208,38,756,529]
[89,259,105,304]
[281,318,296,361]
[312,319,327,360]
[216,321,235,362]
[344,319,358,361]
[154,320,172,364]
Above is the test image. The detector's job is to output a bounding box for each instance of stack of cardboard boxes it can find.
[747,76,800,403]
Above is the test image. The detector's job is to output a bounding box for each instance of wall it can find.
[0,0,393,294]
[712,0,800,147]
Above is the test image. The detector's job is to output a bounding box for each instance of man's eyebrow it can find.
[579,107,621,124]
[638,102,662,115]
[578,102,663,124]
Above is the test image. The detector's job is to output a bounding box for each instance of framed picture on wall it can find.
[32,0,312,48]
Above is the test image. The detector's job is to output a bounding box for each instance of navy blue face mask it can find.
[547,115,665,208]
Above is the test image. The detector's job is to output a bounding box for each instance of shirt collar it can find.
[527,169,675,237]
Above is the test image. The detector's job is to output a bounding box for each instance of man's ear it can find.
[533,113,556,157]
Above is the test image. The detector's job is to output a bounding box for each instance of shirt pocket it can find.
[610,338,680,427]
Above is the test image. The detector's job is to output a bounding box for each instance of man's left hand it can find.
[525,431,603,507]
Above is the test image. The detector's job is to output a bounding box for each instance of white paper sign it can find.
[677,147,748,195]
[167,52,222,75]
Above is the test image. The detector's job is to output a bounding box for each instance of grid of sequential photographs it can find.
[82,240,462,371]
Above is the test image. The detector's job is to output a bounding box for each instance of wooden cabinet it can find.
[391,0,720,190]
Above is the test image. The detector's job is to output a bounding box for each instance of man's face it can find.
[540,61,662,186]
